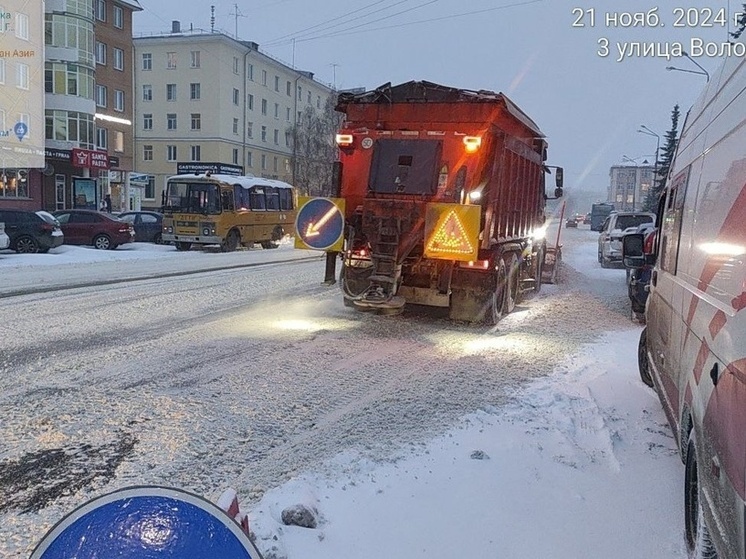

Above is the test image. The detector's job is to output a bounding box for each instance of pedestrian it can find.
[99,199,106,212]
[105,194,112,213]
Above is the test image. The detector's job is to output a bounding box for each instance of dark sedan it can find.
[118,211,163,243]
[53,209,134,250]
[0,209,64,253]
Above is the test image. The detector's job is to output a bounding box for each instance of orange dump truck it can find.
[334,81,562,324]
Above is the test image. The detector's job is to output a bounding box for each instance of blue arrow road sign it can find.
[30,486,262,559]
[295,197,344,251]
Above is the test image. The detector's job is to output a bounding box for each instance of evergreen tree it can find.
[732,4,746,39]
[643,104,680,212]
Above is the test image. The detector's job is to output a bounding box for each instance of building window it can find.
[190,83,200,100]
[232,148,239,165]
[190,51,200,68]
[143,113,153,130]
[113,5,123,28]
[261,154,266,170]
[262,69,267,86]
[274,75,279,91]
[286,107,291,122]
[95,84,107,107]
[273,156,278,172]
[261,125,267,142]
[297,85,301,99]
[167,52,177,69]
[166,83,176,101]
[247,63,253,80]
[142,84,152,101]
[307,91,311,104]
[114,89,124,112]
[16,63,29,90]
[274,103,279,119]
[191,113,201,130]
[167,145,177,161]
[114,130,124,152]
[273,129,279,144]
[167,113,177,130]
[247,151,253,167]
[285,130,291,146]
[233,118,239,134]
[95,41,106,65]
[317,95,321,109]
[96,127,108,149]
[286,80,291,96]
[113,48,124,70]
[261,98,267,115]
[142,53,152,71]
[248,94,254,110]
[143,145,153,161]
[233,88,239,105]
[95,0,106,21]
[15,13,29,40]
[233,57,239,74]
[190,145,201,161]
[247,122,253,138]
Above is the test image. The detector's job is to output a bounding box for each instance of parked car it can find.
[583,212,592,225]
[117,211,164,244]
[0,209,64,253]
[597,211,655,268]
[53,209,134,250]
[0,221,9,250]
[625,55,746,559]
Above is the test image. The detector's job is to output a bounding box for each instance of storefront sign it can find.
[176,162,244,176]
[72,148,110,170]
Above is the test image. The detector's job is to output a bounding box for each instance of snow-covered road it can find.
[0,228,659,557]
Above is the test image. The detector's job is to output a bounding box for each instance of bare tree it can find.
[289,96,343,196]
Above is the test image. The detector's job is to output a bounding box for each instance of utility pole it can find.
[330,63,339,90]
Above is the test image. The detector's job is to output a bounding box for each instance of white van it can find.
[625,56,746,559]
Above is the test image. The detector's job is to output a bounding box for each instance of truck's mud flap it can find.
[352,295,406,315]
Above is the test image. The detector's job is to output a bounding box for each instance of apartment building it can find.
[133,23,334,209]
[0,0,45,211]
[31,0,141,213]
[608,162,656,211]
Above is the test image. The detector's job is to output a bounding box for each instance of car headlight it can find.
[203,227,210,236]
[167,226,173,233]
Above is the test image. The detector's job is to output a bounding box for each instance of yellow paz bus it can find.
[161,173,297,252]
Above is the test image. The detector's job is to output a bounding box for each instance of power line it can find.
[285,0,544,45]
[265,0,411,45]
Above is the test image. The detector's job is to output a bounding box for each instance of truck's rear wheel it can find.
[449,260,506,325]
[503,254,520,314]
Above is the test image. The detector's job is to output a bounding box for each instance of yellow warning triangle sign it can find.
[426,210,475,255]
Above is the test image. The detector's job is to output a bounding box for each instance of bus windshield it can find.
[164,181,221,215]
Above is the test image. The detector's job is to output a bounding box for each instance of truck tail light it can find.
[463,136,482,153]
[459,259,491,269]
[335,134,354,148]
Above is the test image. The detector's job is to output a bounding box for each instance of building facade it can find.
[608,163,656,211]
[28,0,142,214]
[133,24,334,210]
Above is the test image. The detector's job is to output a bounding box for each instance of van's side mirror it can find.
[555,167,563,189]
[622,233,645,268]
[554,187,563,198]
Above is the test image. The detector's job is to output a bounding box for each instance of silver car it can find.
[597,211,655,268]
[0,222,9,250]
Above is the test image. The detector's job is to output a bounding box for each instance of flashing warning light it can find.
[463,136,482,153]
[468,190,482,202]
[335,134,354,147]
[424,203,480,261]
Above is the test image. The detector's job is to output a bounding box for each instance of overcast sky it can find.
[133,0,737,199]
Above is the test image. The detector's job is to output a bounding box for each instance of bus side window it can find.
[250,187,266,210]
[222,190,235,211]
[266,187,279,210]
[279,188,293,210]
[234,185,249,210]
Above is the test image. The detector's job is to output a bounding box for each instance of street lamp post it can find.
[637,125,661,210]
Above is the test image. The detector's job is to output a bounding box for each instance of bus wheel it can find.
[221,230,240,252]
[175,242,192,251]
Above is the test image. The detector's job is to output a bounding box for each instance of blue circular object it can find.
[31,486,261,559]
[296,197,344,250]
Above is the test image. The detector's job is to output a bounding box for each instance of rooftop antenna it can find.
[229,3,247,39]
[210,5,215,33]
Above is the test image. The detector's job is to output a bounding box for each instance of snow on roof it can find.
[167,174,294,189]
